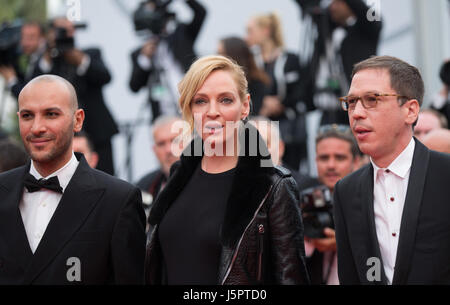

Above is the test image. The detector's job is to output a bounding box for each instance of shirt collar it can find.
[30,152,79,192]
[371,137,415,180]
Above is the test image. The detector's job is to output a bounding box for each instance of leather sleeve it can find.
[268,176,310,284]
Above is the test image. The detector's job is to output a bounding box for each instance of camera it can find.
[0,21,22,66]
[133,0,175,35]
[47,22,87,59]
[299,184,334,238]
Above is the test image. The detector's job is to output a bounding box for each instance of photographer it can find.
[31,17,118,175]
[0,21,45,98]
[129,0,206,121]
[430,60,450,125]
[302,124,360,284]
[295,0,382,125]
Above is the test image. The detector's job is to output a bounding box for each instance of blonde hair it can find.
[253,12,285,48]
[178,55,249,132]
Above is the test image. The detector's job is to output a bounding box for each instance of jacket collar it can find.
[149,122,276,247]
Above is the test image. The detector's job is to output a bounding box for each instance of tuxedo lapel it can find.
[23,156,105,284]
[359,165,388,284]
[0,165,33,274]
[392,140,429,285]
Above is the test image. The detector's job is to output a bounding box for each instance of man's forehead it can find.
[19,81,72,108]
[349,68,391,92]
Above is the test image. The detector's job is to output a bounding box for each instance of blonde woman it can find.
[145,55,309,285]
[246,12,306,171]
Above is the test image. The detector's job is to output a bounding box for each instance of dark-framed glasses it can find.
[339,93,411,111]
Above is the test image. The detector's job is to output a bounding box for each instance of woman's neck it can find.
[201,154,238,174]
[261,40,279,63]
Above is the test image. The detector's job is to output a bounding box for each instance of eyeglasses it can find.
[339,93,411,111]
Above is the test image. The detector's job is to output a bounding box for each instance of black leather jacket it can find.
[145,124,310,285]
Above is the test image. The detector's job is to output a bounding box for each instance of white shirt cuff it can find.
[39,57,53,73]
[137,53,152,71]
[7,76,18,88]
[76,54,91,76]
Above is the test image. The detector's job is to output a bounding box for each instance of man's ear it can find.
[404,99,420,126]
[73,109,85,132]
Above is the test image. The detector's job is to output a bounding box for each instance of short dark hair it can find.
[74,131,95,152]
[0,139,29,173]
[316,124,360,158]
[352,55,425,107]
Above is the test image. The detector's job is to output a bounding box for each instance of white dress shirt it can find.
[371,138,415,284]
[19,153,79,253]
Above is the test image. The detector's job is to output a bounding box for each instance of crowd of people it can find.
[0,0,449,286]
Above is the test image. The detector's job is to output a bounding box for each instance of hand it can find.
[305,228,337,252]
[260,95,284,117]
[63,49,85,66]
[141,39,159,58]
[0,66,17,82]
[439,85,448,98]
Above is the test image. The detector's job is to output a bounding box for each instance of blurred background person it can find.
[0,21,46,98]
[246,11,307,172]
[217,36,270,116]
[73,131,99,169]
[135,115,183,230]
[294,0,382,126]
[129,0,206,122]
[302,124,360,284]
[414,108,448,142]
[0,137,29,173]
[430,59,450,125]
[250,116,318,190]
[422,128,450,154]
[31,17,118,176]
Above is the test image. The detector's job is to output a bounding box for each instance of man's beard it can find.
[25,124,74,164]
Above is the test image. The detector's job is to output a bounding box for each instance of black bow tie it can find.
[23,173,63,194]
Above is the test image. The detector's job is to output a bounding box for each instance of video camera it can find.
[0,21,22,66]
[47,21,87,59]
[299,184,334,238]
[133,0,175,36]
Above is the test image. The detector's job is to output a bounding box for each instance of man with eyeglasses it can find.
[334,55,450,285]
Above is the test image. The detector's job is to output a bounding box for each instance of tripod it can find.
[118,101,152,182]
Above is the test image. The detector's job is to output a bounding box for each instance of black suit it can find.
[334,139,450,284]
[32,48,118,175]
[0,154,146,284]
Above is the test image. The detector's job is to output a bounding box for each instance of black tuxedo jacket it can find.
[334,139,450,284]
[0,154,146,284]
